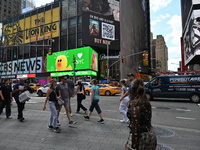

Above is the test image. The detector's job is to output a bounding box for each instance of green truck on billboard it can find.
[47,46,98,72]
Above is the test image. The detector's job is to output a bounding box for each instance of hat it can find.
[127,73,135,77]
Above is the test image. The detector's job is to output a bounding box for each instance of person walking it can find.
[0,79,13,119]
[56,76,76,127]
[84,79,104,124]
[119,79,129,123]
[125,78,157,150]
[43,80,61,133]
[73,80,87,114]
[12,78,28,122]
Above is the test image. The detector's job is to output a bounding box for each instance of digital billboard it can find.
[82,0,120,50]
[47,47,98,72]
[183,9,200,65]
[2,7,60,46]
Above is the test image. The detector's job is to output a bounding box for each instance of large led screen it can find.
[82,0,120,50]
[47,47,98,72]
[184,9,200,65]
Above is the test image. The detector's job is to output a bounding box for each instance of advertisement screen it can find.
[47,47,98,72]
[82,0,120,50]
[2,7,60,46]
[184,9,200,65]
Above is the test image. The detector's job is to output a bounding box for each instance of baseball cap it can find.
[127,73,135,77]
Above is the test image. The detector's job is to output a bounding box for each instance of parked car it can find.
[29,83,42,91]
[37,83,50,97]
[85,84,121,96]
[145,75,200,103]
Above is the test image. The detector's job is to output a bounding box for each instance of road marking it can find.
[152,106,156,109]
[198,104,200,107]
[176,109,191,112]
[176,117,196,120]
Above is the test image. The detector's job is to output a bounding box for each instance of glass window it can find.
[60,35,68,51]
[7,47,12,61]
[61,19,68,36]
[24,44,30,59]
[30,42,37,58]
[13,47,17,60]
[62,0,68,19]
[68,34,76,49]
[68,0,76,17]
[18,45,24,59]
[52,37,59,52]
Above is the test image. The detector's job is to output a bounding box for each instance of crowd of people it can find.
[0,73,157,149]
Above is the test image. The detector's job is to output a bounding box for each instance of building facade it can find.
[181,0,200,70]
[0,0,21,22]
[0,0,120,84]
[120,0,150,79]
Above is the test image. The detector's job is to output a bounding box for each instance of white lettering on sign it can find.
[0,57,42,75]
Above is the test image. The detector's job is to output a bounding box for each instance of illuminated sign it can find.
[0,57,43,75]
[50,70,97,77]
[2,7,60,46]
[47,47,98,72]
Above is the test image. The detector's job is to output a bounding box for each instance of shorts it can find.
[63,98,70,108]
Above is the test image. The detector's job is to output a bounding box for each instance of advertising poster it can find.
[47,47,98,72]
[184,9,200,65]
[82,0,120,50]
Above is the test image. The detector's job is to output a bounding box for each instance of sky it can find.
[33,0,182,71]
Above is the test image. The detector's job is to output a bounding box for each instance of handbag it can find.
[80,93,86,99]
[57,98,64,105]
[19,91,31,103]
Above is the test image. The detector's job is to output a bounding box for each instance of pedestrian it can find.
[84,79,104,124]
[125,78,157,150]
[73,80,87,114]
[12,78,29,122]
[120,73,135,101]
[119,79,129,123]
[43,80,61,133]
[66,75,75,117]
[56,76,76,127]
[0,79,13,119]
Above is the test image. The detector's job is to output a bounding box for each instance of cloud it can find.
[166,15,182,46]
[150,0,172,12]
[151,13,170,26]
[33,0,53,7]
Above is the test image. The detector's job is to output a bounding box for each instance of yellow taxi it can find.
[29,83,42,91]
[85,84,121,96]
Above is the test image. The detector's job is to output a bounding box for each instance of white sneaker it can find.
[70,113,74,117]
[7,116,12,119]
[120,120,125,123]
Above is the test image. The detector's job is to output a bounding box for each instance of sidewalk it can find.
[0,100,129,150]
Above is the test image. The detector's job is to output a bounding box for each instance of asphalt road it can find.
[0,92,199,150]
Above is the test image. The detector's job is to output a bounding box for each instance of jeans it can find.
[77,94,87,112]
[119,96,129,121]
[0,99,11,117]
[89,100,102,114]
[48,101,58,128]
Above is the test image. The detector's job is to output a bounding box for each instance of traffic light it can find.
[142,51,148,66]
[72,55,76,63]
[48,47,52,55]
[121,56,125,63]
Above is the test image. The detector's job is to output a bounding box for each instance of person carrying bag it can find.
[73,80,87,114]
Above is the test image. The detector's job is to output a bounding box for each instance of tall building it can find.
[154,35,168,72]
[21,0,35,13]
[120,0,150,78]
[181,0,200,71]
[0,0,120,84]
[0,0,21,22]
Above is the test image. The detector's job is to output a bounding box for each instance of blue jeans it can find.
[48,101,58,128]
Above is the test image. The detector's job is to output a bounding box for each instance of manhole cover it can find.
[156,144,174,150]
[153,126,175,138]
[156,107,170,109]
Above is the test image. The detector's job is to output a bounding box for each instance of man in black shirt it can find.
[0,79,13,119]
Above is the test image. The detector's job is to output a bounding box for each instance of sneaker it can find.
[97,119,104,124]
[20,118,25,122]
[70,113,74,117]
[84,116,89,120]
[68,121,77,127]
[7,116,12,119]
[57,120,61,126]
[54,127,61,133]
[48,126,53,129]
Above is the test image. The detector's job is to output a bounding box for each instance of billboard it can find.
[47,47,98,72]
[82,0,120,50]
[2,7,60,46]
[183,9,200,65]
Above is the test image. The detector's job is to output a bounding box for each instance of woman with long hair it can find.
[43,80,61,133]
[125,78,157,150]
